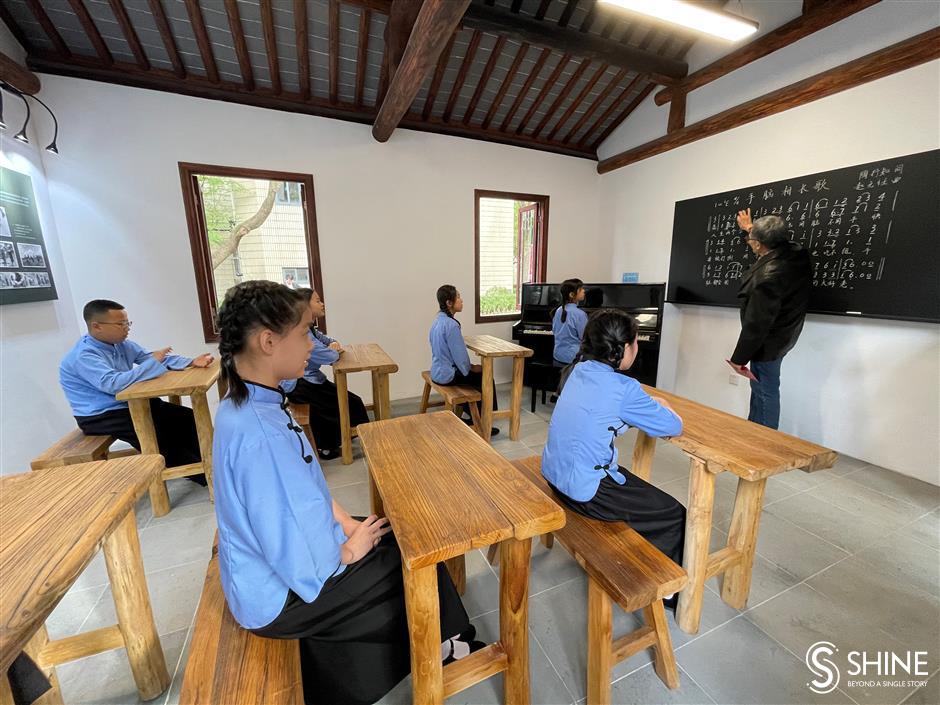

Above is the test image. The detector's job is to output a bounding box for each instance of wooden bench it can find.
[511,456,688,701]
[180,542,302,704]
[30,429,138,470]
[418,370,483,436]
[288,402,318,451]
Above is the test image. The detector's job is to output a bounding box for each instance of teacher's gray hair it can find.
[750,215,790,249]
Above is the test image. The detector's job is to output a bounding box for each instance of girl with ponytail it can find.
[541,309,687,607]
[551,278,587,364]
[214,281,480,705]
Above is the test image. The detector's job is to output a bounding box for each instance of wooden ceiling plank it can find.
[260,0,282,95]
[498,46,550,132]
[147,0,185,78]
[481,40,528,130]
[67,0,112,65]
[0,5,34,53]
[576,71,643,148]
[355,8,372,106]
[224,0,254,91]
[24,0,71,58]
[295,0,310,100]
[534,57,590,138]
[562,65,627,143]
[329,0,340,102]
[441,28,481,123]
[107,0,149,70]
[462,35,506,125]
[515,52,570,135]
[558,0,581,29]
[589,80,654,149]
[183,0,220,84]
[547,60,607,142]
[422,31,457,120]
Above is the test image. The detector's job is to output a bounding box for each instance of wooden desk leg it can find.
[677,457,715,635]
[586,576,613,705]
[720,477,767,610]
[379,373,392,421]
[509,356,524,441]
[444,556,467,595]
[369,472,385,518]
[631,430,657,482]
[167,395,181,405]
[23,624,64,705]
[102,510,170,699]
[191,391,215,502]
[480,357,494,442]
[402,564,443,705]
[500,537,532,705]
[335,370,353,465]
[129,398,171,517]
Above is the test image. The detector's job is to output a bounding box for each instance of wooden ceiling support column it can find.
[372,0,470,141]
[654,0,881,105]
[667,90,686,133]
[0,51,41,94]
[599,27,940,174]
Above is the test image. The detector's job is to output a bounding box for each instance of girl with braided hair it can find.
[213,281,480,705]
[542,309,687,605]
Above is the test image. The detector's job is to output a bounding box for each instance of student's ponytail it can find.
[554,278,584,324]
[216,281,307,406]
[436,284,460,326]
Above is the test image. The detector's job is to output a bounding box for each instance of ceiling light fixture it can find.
[28,93,59,154]
[599,0,759,41]
[13,89,29,143]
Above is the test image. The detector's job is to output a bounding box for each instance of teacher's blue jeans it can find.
[749,358,783,429]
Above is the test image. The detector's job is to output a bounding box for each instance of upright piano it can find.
[511,282,666,391]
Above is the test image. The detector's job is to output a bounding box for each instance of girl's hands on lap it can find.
[341,515,391,564]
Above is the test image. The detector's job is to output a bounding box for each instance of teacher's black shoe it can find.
[318,447,341,461]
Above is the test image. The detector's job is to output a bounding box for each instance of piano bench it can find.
[419,371,485,438]
[527,361,564,412]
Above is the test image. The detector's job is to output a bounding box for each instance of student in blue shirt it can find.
[214,281,481,705]
[552,278,588,365]
[542,310,686,605]
[59,299,214,477]
[429,284,499,436]
[282,288,369,460]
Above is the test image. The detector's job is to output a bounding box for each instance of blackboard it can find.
[666,149,939,323]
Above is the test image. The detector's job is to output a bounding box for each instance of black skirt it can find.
[551,467,686,565]
[439,369,498,414]
[251,532,470,705]
[286,378,370,451]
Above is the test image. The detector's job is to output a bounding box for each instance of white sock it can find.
[440,637,472,661]
[663,593,675,600]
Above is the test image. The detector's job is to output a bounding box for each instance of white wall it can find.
[0,24,82,474]
[598,1,940,485]
[29,75,605,411]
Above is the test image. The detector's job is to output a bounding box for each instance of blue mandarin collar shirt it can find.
[281,328,339,393]
[429,311,471,384]
[59,335,191,416]
[213,382,347,629]
[552,303,589,364]
[541,360,683,502]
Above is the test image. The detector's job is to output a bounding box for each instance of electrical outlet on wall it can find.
[729,374,740,386]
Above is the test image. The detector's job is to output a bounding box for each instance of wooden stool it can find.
[30,429,139,471]
[419,371,483,437]
[511,456,687,699]
[288,402,318,451]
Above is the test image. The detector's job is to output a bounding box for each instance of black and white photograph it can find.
[0,240,17,268]
[0,206,11,238]
[0,271,27,289]
[16,242,46,268]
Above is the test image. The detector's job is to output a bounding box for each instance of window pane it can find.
[478,197,538,317]
[197,175,310,306]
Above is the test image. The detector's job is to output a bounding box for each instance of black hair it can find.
[577,309,638,369]
[436,284,460,325]
[750,215,789,249]
[216,281,307,406]
[83,299,123,323]
[553,278,584,323]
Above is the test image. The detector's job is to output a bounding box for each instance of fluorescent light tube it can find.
[600,0,759,41]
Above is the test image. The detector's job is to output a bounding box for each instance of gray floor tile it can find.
[745,584,913,705]
[609,663,716,705]
[489,536,585,597]
[901,669,939,705]
[137,511,217,574]
[330,481,372,517]
[519,425,548,448]
[705,548,801,610]
[906,510,939,550]
[677,617,854,705]
[828,454,873,477]
[69,552,111,591]
[161,627,193,705]
[809,477,924,531]
[46,585,108,640]
[765,492,893,554]
[807,556,940,653]
[322,456,370,489]
[461,549,500,620]
[841,465,940,511]
[57,627,188,705]
[747,511,850,581]
[853,533,940,597]
[83,559,206,637]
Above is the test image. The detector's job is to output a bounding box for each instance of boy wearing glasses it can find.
[59,299,214,478]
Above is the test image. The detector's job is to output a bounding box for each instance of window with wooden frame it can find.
[474,190,549,323]
[179,163,326,342]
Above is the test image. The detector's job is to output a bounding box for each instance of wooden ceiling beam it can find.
[67,0,112,65]
[534,57,590,137]
[24,0,71,58]
[547,61,608,142]
[562,66,628,143]
[654,0,881,105]
[224,0,254,91]
[294,0,310,100]
[107,0,148,70]
[372,0,471,142]
[260,0,282,95]
[463,35,506,124]
[499,46,550,132]
[387,0,423,77]
[590,80,653,149]
[558,0,582,29]
[576,71,643,148]
[461,3,687,84]
[329,0,340,102]
[599,26,940,173]
[579,0,598,33]
[0,51,41,94]
[442,29,481,123]
[422,32,456,120]
[481,41,528,130]
[355,8,372,106]
[535,0,552,21]
[183,0,220,84]
[148,0,185,78]
[515,53,570,135]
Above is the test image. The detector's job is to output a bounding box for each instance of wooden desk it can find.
[632,385,838,634]
[0,456,170,702]
[332,343,398,465]
[358,412,564,705]
[117,361,220,517]
[463,335,533,442]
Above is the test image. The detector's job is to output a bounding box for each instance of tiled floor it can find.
[47,386,939,705]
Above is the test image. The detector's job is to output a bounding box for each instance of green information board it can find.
[0,166,57,305]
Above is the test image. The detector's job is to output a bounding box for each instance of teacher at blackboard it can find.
[729,209,812,429]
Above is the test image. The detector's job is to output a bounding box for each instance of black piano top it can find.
[517,282,666,330]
